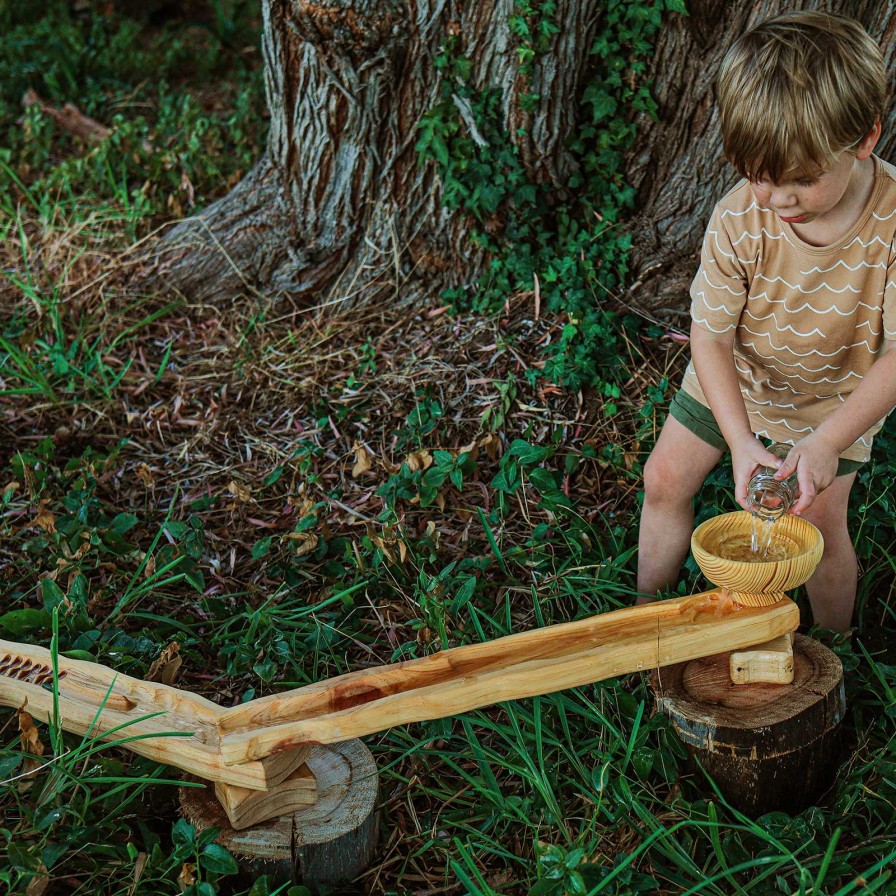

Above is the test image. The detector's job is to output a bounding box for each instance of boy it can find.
[637,11,896,634]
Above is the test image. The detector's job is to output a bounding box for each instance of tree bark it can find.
[153,0,600,307]
[624,0,896,323]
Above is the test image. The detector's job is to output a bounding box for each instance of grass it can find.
[2,3,896,895]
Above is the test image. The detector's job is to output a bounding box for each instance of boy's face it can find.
[748,151,860,226]
[746,122,881,229]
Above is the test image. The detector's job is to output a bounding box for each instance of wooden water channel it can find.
[0,512,843,885]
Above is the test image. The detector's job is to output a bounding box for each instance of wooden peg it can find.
[214,762,318,830]
[730,632,794,684]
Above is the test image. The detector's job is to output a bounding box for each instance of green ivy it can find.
[418,0,687,391]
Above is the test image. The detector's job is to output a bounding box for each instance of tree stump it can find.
[179,740,379,889]
[652,634,845,815]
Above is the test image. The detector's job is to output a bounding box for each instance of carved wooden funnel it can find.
[691,511,825,607]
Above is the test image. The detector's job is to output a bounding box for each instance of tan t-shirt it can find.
[681,154,896,462]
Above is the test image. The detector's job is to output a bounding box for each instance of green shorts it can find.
[668,389,865,477]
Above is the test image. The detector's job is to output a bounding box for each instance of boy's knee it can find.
[643,449,689,506]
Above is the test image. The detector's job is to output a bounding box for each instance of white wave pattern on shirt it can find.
[693,292,741,315]
[691,310,738,334]
[739,327,876,356]
[719,202,761,218]
[699,271,747,295]
[800,259,888,275]
[749,412,815,434]
[856,319,883,336]
[731,228,786,246]
[738,341,862,381]
[750,417,873,448]
[748,396,801,410]
[745,292,881,314]
[706,229,760,264]
[841,234,890,250]
[733,359,844,399]
[751,273,861,294]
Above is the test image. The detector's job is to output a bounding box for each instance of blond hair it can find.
[716,11,886,182]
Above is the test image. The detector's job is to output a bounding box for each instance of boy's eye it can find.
[796,179,817,187]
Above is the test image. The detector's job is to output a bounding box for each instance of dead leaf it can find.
[287,496,315,517]
[25,864,49,896]
[479,433,502,460]
[146,643,182,686]
[351,442,373,477]
[284,532,319,557]
[128,851,148,896]
[177,862,196,890]
[22,89,112,143]
[459,440,479,462]
[33,502,56,534]
[18,709,44,788]
[227,481,252,503]
[135,463,155,488]
[18,710,44,758]
[404,449,433,473]
[369,535,394,563]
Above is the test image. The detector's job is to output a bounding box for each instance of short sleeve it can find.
[689,203,749,334]
[885,239,896,340]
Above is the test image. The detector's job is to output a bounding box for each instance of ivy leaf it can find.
[251,537,272,560]
[0,609,52,636]
[199,843,238,875]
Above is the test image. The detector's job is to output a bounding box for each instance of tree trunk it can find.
[153,1,896,317]
[624,0,896,323]
[153,0,600,307]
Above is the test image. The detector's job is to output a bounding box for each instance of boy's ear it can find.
[856,120,882,160]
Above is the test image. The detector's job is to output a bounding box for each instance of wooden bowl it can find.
[691,511,824,607]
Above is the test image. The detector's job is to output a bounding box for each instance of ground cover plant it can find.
[2,2,896,895]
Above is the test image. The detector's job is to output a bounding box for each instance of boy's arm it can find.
[777,340,896,514]
[689,322,784,509]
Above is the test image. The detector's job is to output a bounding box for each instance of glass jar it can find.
[746,443,798,521]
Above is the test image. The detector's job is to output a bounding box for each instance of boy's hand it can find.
[730,435,785,511]
[775,434,839,515]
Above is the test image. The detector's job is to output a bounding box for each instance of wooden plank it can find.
[218,590,799,764]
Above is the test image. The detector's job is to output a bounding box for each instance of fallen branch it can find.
[22,89,112,143]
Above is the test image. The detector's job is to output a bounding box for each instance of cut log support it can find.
[181,740,378,889]
[730,632,794,684]
[653,634,845,815]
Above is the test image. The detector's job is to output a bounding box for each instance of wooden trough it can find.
[0,512,835,886]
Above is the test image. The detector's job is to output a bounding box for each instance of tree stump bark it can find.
[652,634,845,815]
[179,740,379,889]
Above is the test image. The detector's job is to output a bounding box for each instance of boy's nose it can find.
[770,188,797,209]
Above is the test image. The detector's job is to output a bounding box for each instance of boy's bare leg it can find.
[637,415,724,603]
[799,471,858,634]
